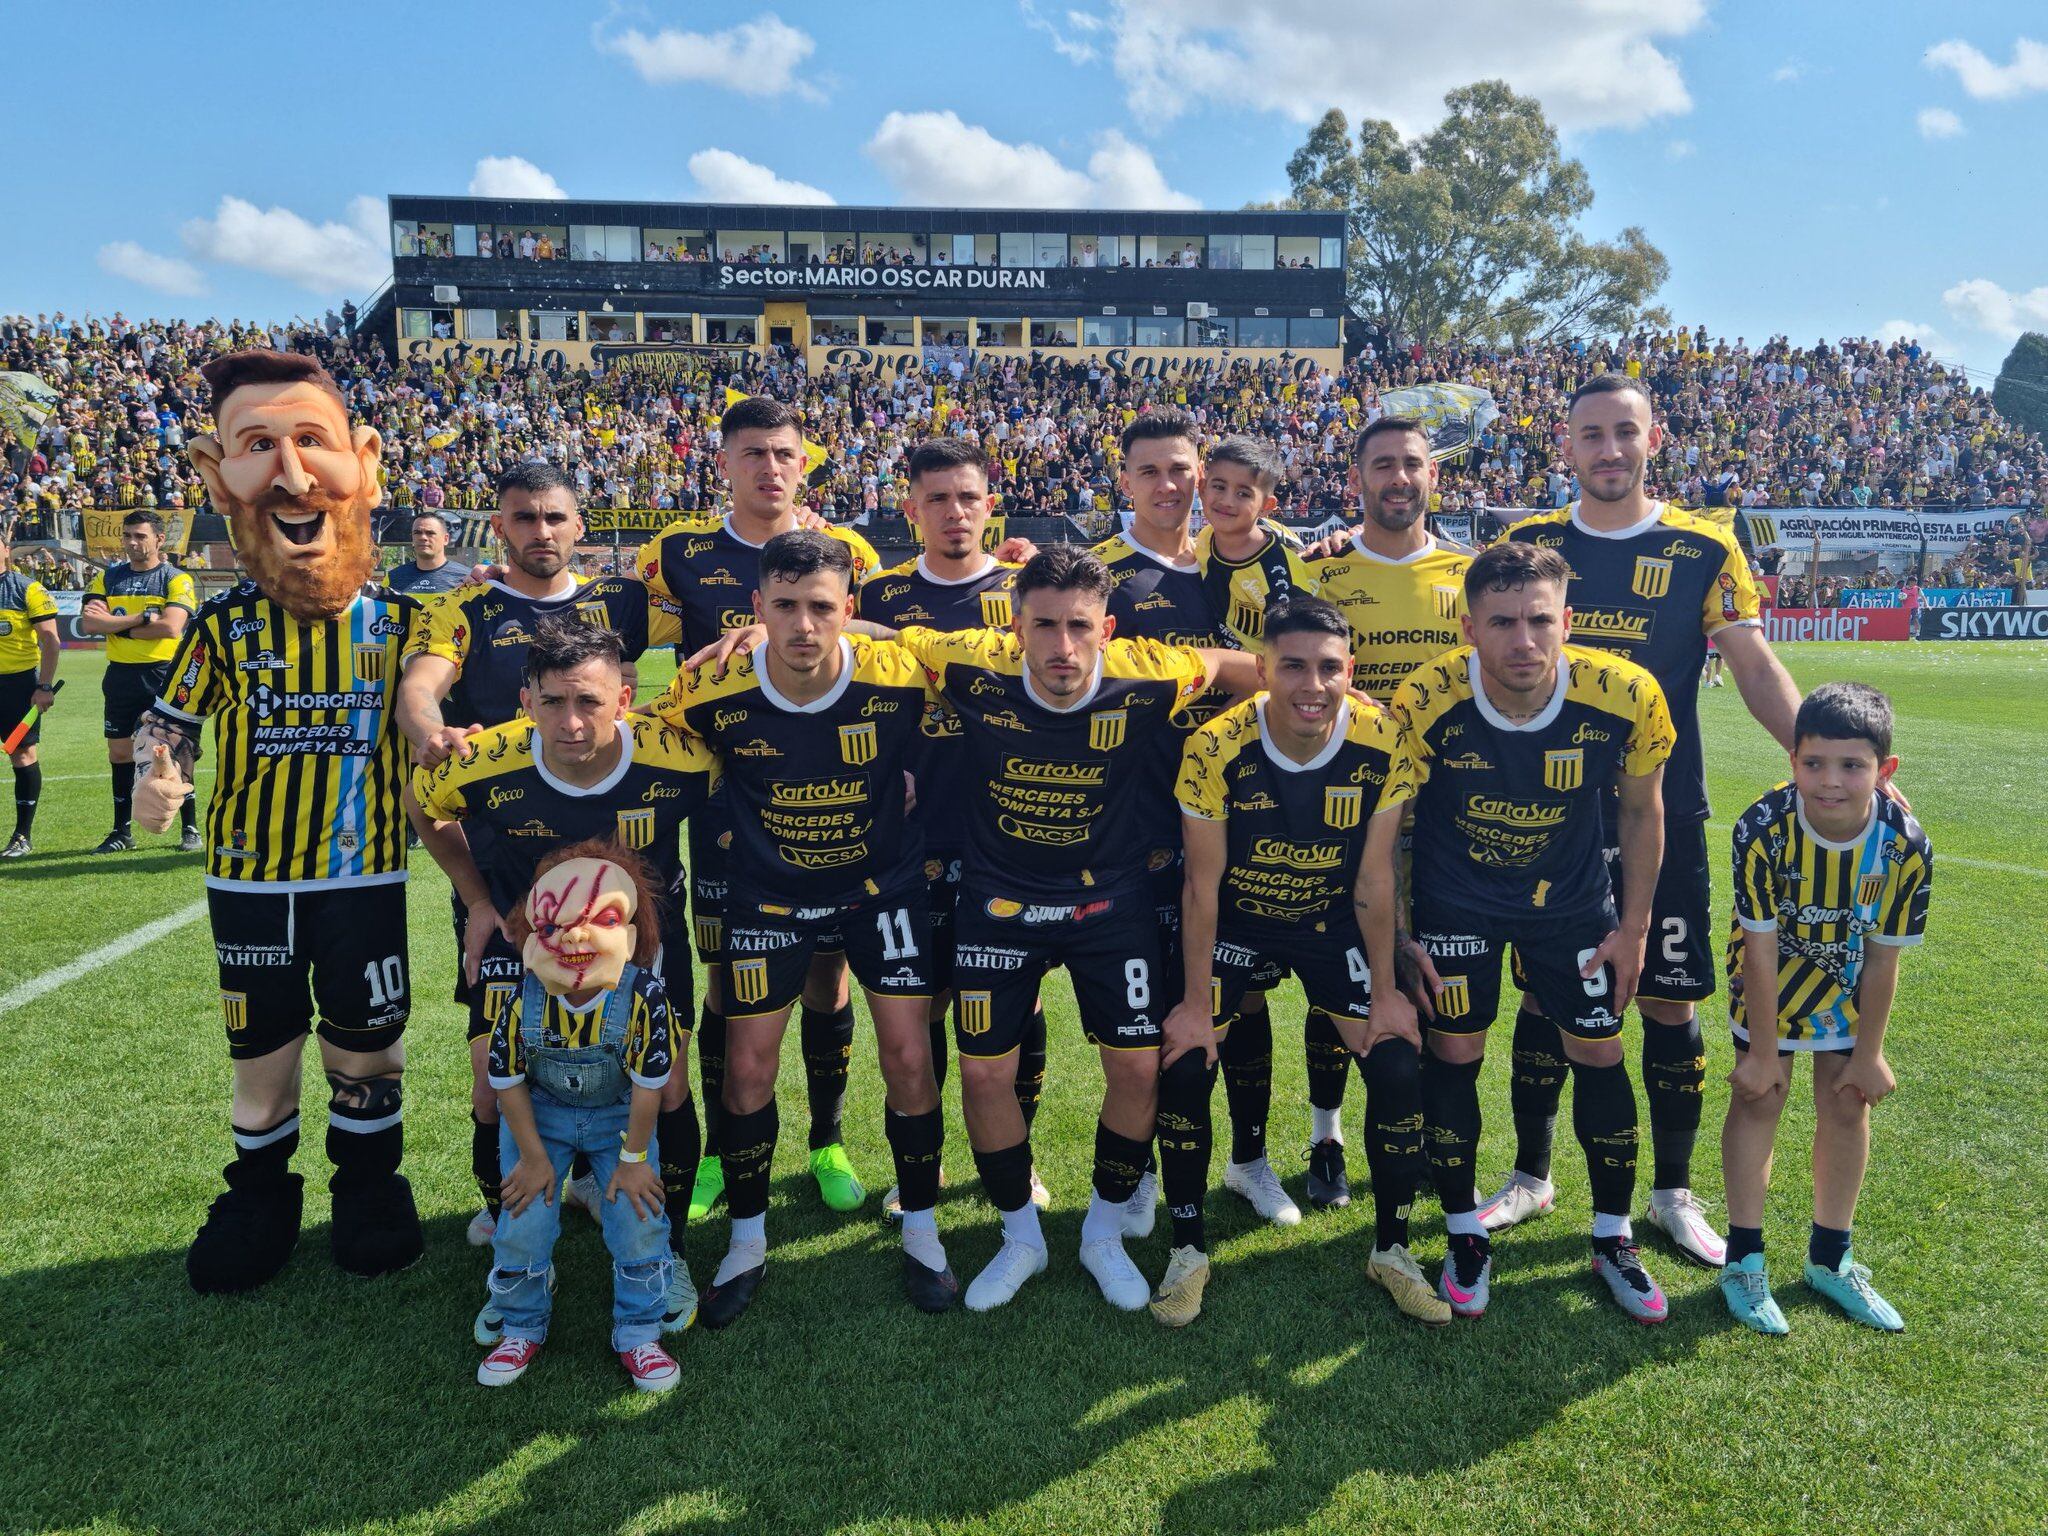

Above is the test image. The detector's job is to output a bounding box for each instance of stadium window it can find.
[717,229,786,264]
[1277,235,1324,269]
[809,314,859,344]
[860,231,918,266]
[1083,315,1134,345]
[703,315,758,344]
[398,308,432,340]
[391,220,419,258]
[645,228,711,261]
[1240,234,1275,270]
[1138,234,1206,268]
[976,318,1023,347]
[1034,232,1067,268]
[1321,237,1344,269]
[1191,317,1235,346]
[1288,316,1340,348]
[586,313,633,342]
[1029,320,1075,348]
[922,317,971,346]
[999,233,1034,268]
[1067,233,1123,267]
[527,310,581,342]
[1236,314,1287,347]
[787,229,826,265]
[570,225,638,262]
[970,233,999,266]
[1209,235,1242,271]
[453,224,480,258]
[462,308,518,341]
[862,315,915,346]
[1136,317,1186,347]
[644,313,694,343]
[508,227,567,260]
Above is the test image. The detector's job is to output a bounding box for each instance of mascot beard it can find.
[222,482,379,621]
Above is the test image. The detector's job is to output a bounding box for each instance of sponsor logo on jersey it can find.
[1571,722,1611,746]
[1544,749,1584,792]
[731,958,770,1007]
[1232,791,1280,811]
[505,818,561,838]
[979,592,1013,627]
[1465,796,1569,827]
[979,709,1028,732]
[680,537,717,559]
[957,990,993,1035]
[712,708,751,733]
[1322,786,1362,830]
[1434,975,1470,1016]
[485,785,523,810]
[246,685,384,719]
[985,898,1025,918]
[1146,848,1176,872]
[642,781,686,800]
[1631,557,1673,600]
[1569,608,1652,643]
[1088,710,1127,752]
[1134,591,1176,611]
[698,568,740,587]
[1002,757,1106,786]
[616,807,657,849]
[998,815,1090,846]
[777,843,868,870]
[1252,837,1344,870]
[228,615,268,641]
[859,695,899,717]
[718,609,753,631]
[838,722,878,765]
[237,649,288,673]
[730,737,780,757]
[770,777,865,807]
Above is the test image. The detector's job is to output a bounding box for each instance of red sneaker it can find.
[619,1341,681,1394]
[477,1336,540,1387]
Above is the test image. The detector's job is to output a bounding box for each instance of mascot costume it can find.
[135,348,426,1292]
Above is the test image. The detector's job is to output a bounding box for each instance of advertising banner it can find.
[1921,587,2016,608]
[1915,606,2048,640]
[1839,589,1902,608]
[1760,607,1910,642]
[81,508,194,560]
[1743,507,2023,556]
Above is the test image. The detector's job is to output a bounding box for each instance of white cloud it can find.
[596,13,821,100]
[1771,61,1804,84]
[1924,36,2048,101]
[863,111,1197,208]
[1023,2,1103,64]
[180,194,389,295]
[1915,106,1965,139]
[1665,139,1695,160]
[1088,0,1705,135]
[1942,277,2048,342]
[469,155,566,199]
[686,148,835,206]
[97,241,206,297]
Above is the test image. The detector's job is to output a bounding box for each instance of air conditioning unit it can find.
[1186,301,1211,320]
[432,284,460,304]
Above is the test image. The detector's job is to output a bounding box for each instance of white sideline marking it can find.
[1943,854,2048,880]
[0,899,208,1016]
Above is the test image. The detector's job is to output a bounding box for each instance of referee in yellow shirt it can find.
[0,522,61,858]
[79,510,198,851]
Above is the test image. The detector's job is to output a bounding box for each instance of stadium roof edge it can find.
[384,193,1343,223]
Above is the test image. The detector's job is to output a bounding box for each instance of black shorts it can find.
[687,807,730,962]
[1605,809,1715,1004]
[953,889,1162,1058]
[1212,931,1373,1027]
[103,659,170,738]
[1414,900,1625,1043]
[208,882,410,1060]
[0,670,42,749]
[725,883,933,1020]
[467,920,697,1043]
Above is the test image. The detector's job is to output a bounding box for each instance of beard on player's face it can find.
[224,482,378,620]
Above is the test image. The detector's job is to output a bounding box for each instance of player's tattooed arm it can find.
[395,653,474,768]
[683,618,897,678]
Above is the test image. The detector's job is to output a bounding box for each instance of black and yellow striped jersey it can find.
[1193,526,1321,647]
[656,635,932,904]
[1728,784,1931,1046]
[0,571,57,673]
[1391,645,1675,933]
[1308,535,1472,704]
[411,713,717,915]
[1176,694,1413,941]
[406,575,678,728]
[635,511,880,654]
[154,585,427,891]
[1502,503,1761,820]
[900,625,1208,902]
[487,967,674,1091]
[86,561,197,665]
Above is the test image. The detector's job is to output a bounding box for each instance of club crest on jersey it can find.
[1631,557,1673,600]
[838,722,878,765]
[1544,749,1584,792]
[731,958,770,1008]
[1323,786,1363,830]
[1229,598,1263,639]
[1432,585,1460,620]
[575,601,611,629]
[352,643,387,682]
[1434,976,1470,1017]
[1088,710,1128,752]
[1857,872,1884,906]
[957,990,993,1036]
[616,807,657,850]
[979,592,1013,628]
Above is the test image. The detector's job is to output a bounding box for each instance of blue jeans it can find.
[491,1093,672,1350]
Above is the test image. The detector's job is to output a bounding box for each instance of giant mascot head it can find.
[507,838,664,1000]
[189,349,382,620]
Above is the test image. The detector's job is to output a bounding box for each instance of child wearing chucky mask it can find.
[477,839,681,1391]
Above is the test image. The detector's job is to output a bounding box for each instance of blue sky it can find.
[6,2,2043,384]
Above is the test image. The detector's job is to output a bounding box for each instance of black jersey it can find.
[636,512,880,654]
[1092,531,1237,726]
[1193,527,1320,647]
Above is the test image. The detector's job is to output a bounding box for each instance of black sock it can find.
[884,1106,944,1214]
[1570,1058,1639,1221]
[12,760,40,839]
[1362,1038,1424,1250]
[721,1098,779,1220]
[1157,1050,1218,1252]
[110,760,134,831]
[228,1112,300,1188]
[1304,1007,1351,1120]
[1642,1016,1706,1192]
[1015,1003,1047,1129]
[800,1001,855,1150]
[1809,1222,1851,1271]
[179,791,199,834]
[1421,1050,1483,1214]
[470,1111,501,1217]
[1727,1224,1764,1265]
[657,1099,701,1253]
[697,1004,726,1156]
[1091,1121,1150,1205]
[929,1010,950,1091]
[327,1081,404,1189]
[1509,1006,1566,1182]
[1220,1002,1272,1165]
[973,1138,1033,1214]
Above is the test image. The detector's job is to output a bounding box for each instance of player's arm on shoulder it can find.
[395,597,473,766]
[1190,644,1260,701]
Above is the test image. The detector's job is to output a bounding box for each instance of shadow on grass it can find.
[0,849,199,882]
[0,1177,1712,1535]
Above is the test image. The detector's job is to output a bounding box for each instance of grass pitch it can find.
[1,643,2044,1535]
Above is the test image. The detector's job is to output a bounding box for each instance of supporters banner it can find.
[1915,605,2048,640]
[1378,384,1500,462]
[909,515,1007,553]
[0,371,58,449]
[1761,607,1910,642]
[81,508,194,560]
[583,509,686,535]
[1433,513,1477,546]
[1743,507,2020,555]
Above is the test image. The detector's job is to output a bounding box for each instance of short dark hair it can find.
[759,529,852,589]
[410,511,449,534]
[523,615,625,688]
[907,437,990,485]
[1120,406,1199,458]
[1352,415,1430,461]
[721,394,804,441]
[1567,372,1654,414]
[1463,541,1571,605]
[1794,681,1893,759]
[1015,544,1114,603]
[1204,435,1283,492]
[496,460,578,503]
[122,509,166,536]
[1262,595,1351,647]
[199,348,347,418]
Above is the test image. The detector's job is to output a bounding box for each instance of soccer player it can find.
[1301,417,1474,1209]
[384,511,469,594]
[1718,684,1928,1335]
[638,395,881,1222]
[1094,411,1296,1232]
[0,523,60,858]
[1387,541,1676,1322]
[855,437,1051,1216]
[1489,374,1797,1271]
[411,618,717,1341]
[892,546,1256,1314]
[658,530,953,1322]
[396,461,682,1243]
[78,510,199,852]
[1164,597,1448,1327]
